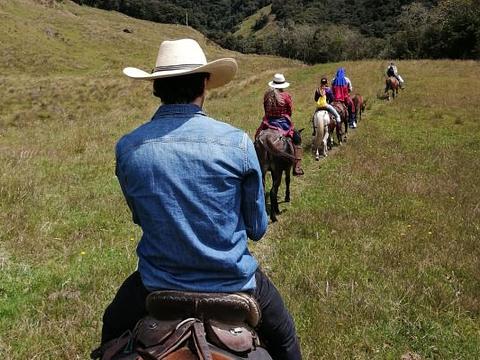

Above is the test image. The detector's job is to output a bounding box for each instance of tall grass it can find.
[1,1,479,359]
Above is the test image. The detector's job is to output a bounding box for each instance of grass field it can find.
[1,1,479,359]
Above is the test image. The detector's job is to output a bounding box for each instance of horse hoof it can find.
[315,157,319,161]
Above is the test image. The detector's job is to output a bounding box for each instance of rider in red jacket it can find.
[331,67,357,129]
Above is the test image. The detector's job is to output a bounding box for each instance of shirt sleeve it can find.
[326,87,334,103]
[241,134,268,241]
[284,92,293,117]
[115,143,140,225]
[346,77,353,92]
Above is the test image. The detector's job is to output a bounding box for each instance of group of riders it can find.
[92,37,404,360]
[255,62,405,175]
[255,67,358,177]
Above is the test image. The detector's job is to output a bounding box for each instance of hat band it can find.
[152,64,204,73]
[273,80,285,84]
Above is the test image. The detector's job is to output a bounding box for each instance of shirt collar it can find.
[151,104,206,120]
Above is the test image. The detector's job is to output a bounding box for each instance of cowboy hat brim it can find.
[268,81,290,89]
[123,58,237,89]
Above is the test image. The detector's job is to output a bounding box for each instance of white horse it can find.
[312,110,331,160]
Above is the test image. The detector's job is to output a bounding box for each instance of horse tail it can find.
[313,110,329,156]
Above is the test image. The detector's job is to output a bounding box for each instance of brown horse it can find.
[385,76,399,100]
[254,128,299,222]
[352,94,366,122]
[331,100,349,140]
[92,291,272,359]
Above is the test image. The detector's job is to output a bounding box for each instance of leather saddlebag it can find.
[205,320,256,355]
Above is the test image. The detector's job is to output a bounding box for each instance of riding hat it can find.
[268,73,290,89]
[123,38,238,89]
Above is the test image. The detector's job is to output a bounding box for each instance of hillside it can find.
[1,0,480,359]
[68,0,480,62]
[233,4,278,38]
[70,0,270,38]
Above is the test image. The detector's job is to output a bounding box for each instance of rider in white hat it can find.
[94,39,302,360]
[255,73,304,176]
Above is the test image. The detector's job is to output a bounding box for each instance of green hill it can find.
[234,4,278,38]
[1,0,480,359]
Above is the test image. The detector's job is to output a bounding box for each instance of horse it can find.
[385,76,399,100]
[254,128,300,222]
[312,109,337,160]
[352,94,366,122]
[331,100,349,140]
[91,291,272,359]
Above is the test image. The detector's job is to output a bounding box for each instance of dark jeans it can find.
[101,268,302,360]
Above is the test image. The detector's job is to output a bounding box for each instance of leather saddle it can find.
[92,292,271,360]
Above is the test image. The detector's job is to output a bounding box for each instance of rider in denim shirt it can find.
[98,39,302,360]
[116,103,267,292]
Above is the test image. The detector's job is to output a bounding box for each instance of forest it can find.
[72,0,480,63]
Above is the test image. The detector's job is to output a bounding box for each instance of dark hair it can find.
[153,72,210,104]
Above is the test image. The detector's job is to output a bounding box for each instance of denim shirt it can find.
[115,104,268,292]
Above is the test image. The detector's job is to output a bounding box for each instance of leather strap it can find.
[192,321,213,360]
[100,331,132,360]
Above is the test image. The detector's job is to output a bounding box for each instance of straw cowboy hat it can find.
[268,73,290,89]
[123,38,238,89]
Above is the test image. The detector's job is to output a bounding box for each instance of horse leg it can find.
[336,122,342,145]
[273,169,282,212]
[313,126,320,160]
[343,115,348,140]
[285,168,290,203]
[323,125,329,156]
[261,172,266,194]
[269,185,277,222]
[262,172,270,215]
[269,170,282,222]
